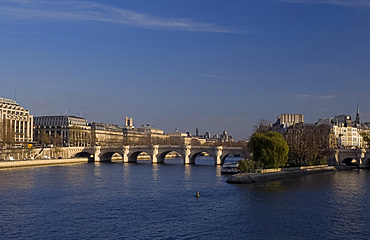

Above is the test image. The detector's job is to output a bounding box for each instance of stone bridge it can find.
[328,148,370,168]
[65,145,247,165]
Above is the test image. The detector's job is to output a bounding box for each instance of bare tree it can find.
[284,123,332,166]
[253,119,272,134]
[50,133,63,147]
[36,130,50,147]
[0,119,15,149]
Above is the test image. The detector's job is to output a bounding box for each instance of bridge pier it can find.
[356,148,366,167]
[122,145,130,163]
[151,145,160,164]
[213,146,223,165]
[182,145,192,164]
[93,146,101,162]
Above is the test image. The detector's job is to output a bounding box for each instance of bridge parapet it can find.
[329,148,370,167]
[64,144,246,165]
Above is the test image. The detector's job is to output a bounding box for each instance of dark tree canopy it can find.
[360,131,370,147]
[248,131,289,169]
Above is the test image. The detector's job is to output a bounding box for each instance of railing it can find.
[0,97,16,104]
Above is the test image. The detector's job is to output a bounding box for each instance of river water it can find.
[1,157,370,239]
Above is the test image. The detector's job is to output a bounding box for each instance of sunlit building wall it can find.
[0,97,33,144]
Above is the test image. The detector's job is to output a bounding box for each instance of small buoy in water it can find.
[195,191,200,198]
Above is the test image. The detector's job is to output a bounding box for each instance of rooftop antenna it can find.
[14,89,17,101]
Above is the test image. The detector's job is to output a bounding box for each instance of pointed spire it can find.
[356,100,360,125]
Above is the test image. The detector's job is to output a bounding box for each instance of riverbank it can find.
[0,158,89,169]
[227,165,338,184]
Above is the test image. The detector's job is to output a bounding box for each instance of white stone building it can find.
[317,115,365,149]
[332,124,363,148]
[0,97,33,145]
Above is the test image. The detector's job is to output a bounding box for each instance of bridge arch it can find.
[221,153,243,165]
[157,150,183,164]
[100,151,123,162]
[363,158,370,166]
[74,152,94,162]
[341,157,358,166]
[128,150,152,163]
[189,150,215,165]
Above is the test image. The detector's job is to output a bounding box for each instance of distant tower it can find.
[196,127,199,137]
[355,101,360,125]
[125,116,134,129]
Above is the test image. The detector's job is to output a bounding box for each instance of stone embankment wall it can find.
[227,165,337,184]
[0,148,70,160]
[0,158,88,169]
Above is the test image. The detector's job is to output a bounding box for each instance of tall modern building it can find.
[277,114,304,128]
[273,114,304,133]
[0,97,33,145]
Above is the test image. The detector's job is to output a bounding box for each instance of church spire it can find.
[355,100,360,125]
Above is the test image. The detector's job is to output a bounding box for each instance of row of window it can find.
[1,110,28,116]
[334,128,358,132]
[0,104,23,111]
[35,125,91,130]
[34,121,87,126]
[37,126,67,129]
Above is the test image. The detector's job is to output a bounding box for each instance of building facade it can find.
[317,115,365,148]
[33,115,90,147]
[273,114,304,133]
[0,97,33,147]
[90,122,124,146]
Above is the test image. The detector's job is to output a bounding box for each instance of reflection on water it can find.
[122,163,130,183]
[1,163,370,239]
[250,180,288,193]
[0,168,36,190]
[184,164,192,180]
[326,170,370,238]
[152,164,159,181]
[215,165,223,178]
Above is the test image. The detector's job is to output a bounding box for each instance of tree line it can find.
[239,119,333,172]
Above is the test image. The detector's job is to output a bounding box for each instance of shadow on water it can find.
[236,171,339,193]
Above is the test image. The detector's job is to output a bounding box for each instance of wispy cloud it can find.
[0,28,23,35]
[0,0,243,34]
[318,95,336,99]
[280,0,370,7]
[297,94,336,100]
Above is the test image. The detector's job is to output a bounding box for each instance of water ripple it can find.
[1,163,370,239]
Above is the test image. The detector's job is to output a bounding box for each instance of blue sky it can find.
[1,0,370,140]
